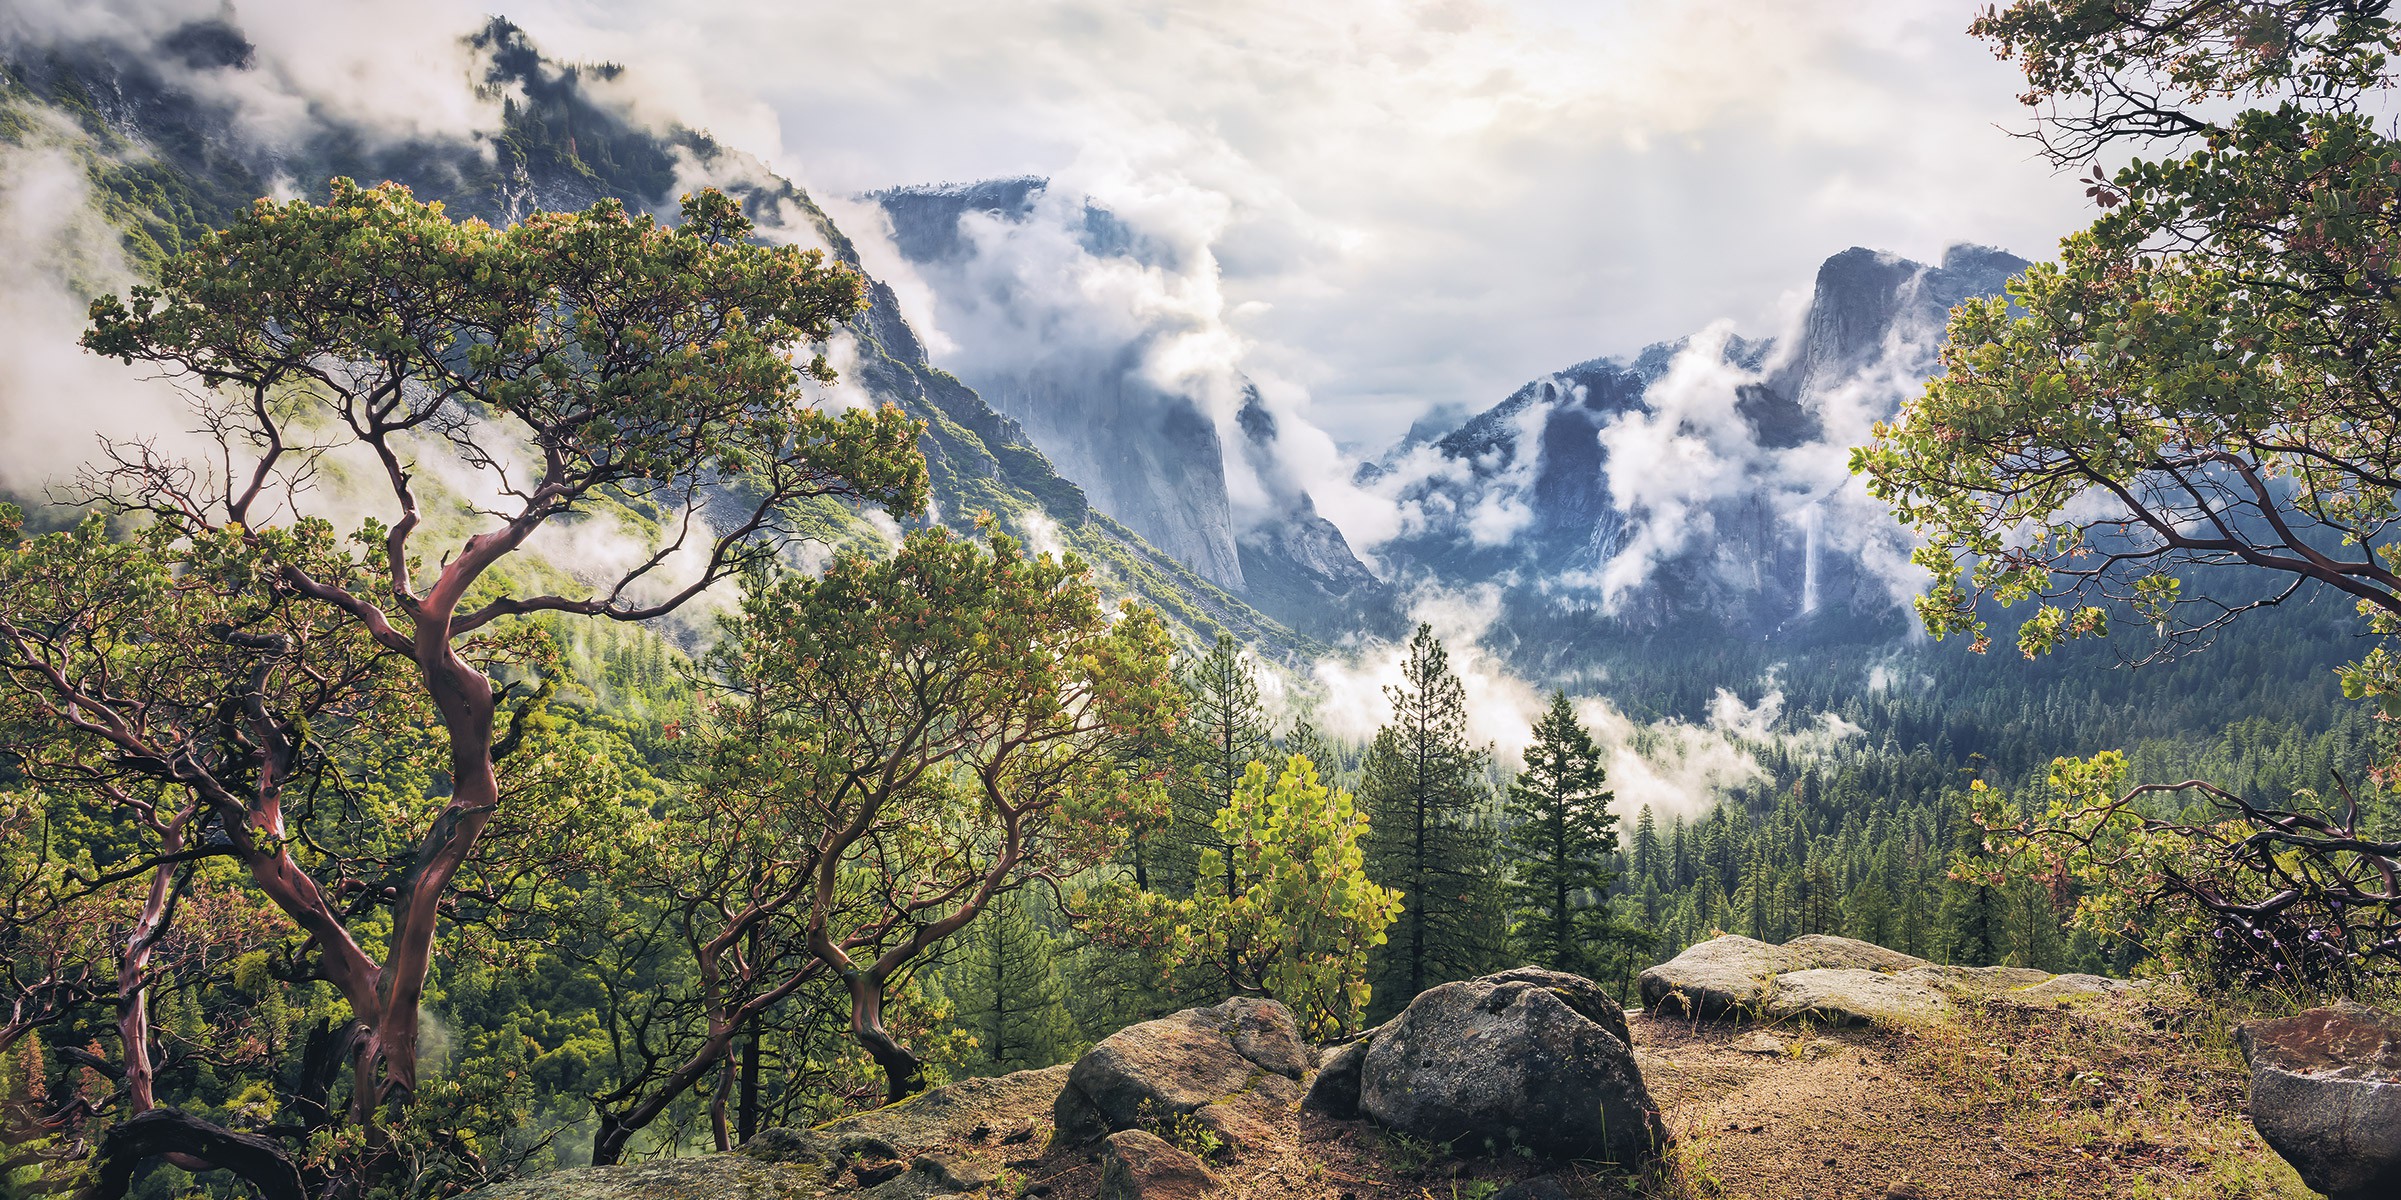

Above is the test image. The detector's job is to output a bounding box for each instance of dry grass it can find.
[1874,992,2309,1200]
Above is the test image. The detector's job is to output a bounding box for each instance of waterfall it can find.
[1799,503,1820,617]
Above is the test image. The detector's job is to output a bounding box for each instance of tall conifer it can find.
[950,892,1076,1076]
[1172,634,1274,900]
[1499,691,1621,976]
[1361,624,1500,1016]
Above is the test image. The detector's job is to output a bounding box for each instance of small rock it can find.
[1099,1129,1215,1200]
[2237,1002,2401,1200]
[1884,1183,1926,1200]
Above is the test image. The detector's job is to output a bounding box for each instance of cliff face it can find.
[1,17,1316,655]
[873,180,1246,590]
[1361,244,2028,632]
[871,179,1399,637]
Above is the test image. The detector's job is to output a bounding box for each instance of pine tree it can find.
[1631,805,1661,890]
[1282,716,1341,788]
[949,891,1076,1076]
[1361,624,1500,1017]
[1172,634,1274,900]
[1499,691,1622,976]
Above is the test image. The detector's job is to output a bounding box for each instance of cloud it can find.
[0,135,199,507]
[1283,583,1859,819]
[1,0,504,152]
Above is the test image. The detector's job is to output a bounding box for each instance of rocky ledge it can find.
[467,970,1663,1200]
[1636,934,2139,1026]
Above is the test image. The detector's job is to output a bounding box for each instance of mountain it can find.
[0,17,1317,657]
[870,179,1400,640]
[1359,244,2030,634]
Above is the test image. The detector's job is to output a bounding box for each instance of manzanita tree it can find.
[586,525,1175,1159]
[0,179,925,1188]
[1856,2,2401,991]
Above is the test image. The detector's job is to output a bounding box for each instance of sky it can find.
[3,0,2093,451]
[476,0,2097,446]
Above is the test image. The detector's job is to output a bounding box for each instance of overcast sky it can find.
[475,0,2093,447]
[14,0,2096,451]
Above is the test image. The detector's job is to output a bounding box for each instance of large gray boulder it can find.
[1053,997,1310,1148]
[2238,1003,2401,1200]
[1359,969,1664,1166]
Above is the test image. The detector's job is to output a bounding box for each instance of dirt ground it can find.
[823,995,2311,1200]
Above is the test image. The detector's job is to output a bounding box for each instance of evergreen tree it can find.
[1361,624,1501,1016]
[1936,792,2004,966]
[948,892,1077,1076]
[1172,634,1274,900]
[1282,716,1342,789]
[1498,691,1623,976]
[1631,805,1661,890]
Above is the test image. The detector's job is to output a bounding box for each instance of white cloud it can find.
[1286,583,1859,818]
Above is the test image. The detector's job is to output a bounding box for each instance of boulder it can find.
[1360,969,1664,1166]
[1304,1038,1370,1119]
[1187,1072,1301,1158]
[2237,1003,2401,1200]
[1636,934,1794,1017]
[1783,935,1930,974]
[1099,1129,1215,1200]
[1480,966,1634,1047]
[1054,997,1309,1146]
[1762,968,1950,1027]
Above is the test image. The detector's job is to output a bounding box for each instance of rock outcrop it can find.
[1641,934,2138,1026]
[1052,996,1310,1157]
[2237,1003,2401,1200]
[1357,969,1665,1166]
[467,1064,1067,1200]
